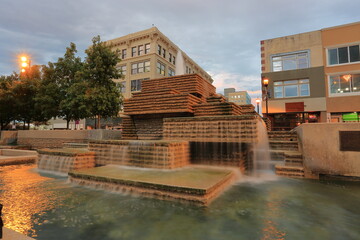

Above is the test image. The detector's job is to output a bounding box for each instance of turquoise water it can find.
[1,164,360,240]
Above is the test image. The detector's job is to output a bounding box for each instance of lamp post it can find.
[20,56,30,74]
[263,78,269,117]
[255,98,260,114]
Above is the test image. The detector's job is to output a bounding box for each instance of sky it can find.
[1,0,359,104]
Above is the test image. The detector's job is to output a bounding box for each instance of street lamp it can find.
[263,78,269,117]
[255,98,260,114]
[20,56,30,74]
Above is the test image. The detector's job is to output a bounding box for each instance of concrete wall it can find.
[17,130,122,149]
[0,131,18,144]
[262,30,323,72]
[297,123,360,177]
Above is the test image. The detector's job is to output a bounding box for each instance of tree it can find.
[12,65,42,129]
[0,74,17,130]
[83,36,123,128]
[37,42,89,129]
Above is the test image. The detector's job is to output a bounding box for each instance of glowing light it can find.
[263,78,269,86]
[20,56,27,62]
[21,62,28,67]
[21,69,26,73]
[256,99,261,103]
[342,74,351,82]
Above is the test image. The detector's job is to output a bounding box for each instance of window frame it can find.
[328,72,360,97]
[131,47,137,57]
[271,50,310,72]
[138,45,144,56]
[145,43,150,54]
[273,79,310,99]
[327,43,360,66]
[121,49,127,59]
[157,61,166,76]
[131,60,150,75]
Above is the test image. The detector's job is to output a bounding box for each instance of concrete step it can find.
[285,152,303,166]
[269,141,299,151]
[275,165,305,178]
[268,131,298,141]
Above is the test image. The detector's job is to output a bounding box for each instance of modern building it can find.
[223,88,251,105]
[106,27,213,100]
[261,22,360,130]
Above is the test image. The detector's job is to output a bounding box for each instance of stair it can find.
[275,165,305,178]
[268,131,305,178]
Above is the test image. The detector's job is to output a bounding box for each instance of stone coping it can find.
[37,148,95,157]
[163,114,261,122]
[69,165,235,196]
[89,139,188,146]
[1,227,35,240]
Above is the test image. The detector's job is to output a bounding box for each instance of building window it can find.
[328,44,360,65]
[271,51,309,72]
[138,45,144,56]
[173,56,176,65]
[131,78,149,92]
[131,60,150,74]
[145,44,150,54]
[121,49,127,59]
[162,48,166,58]
[132,47,137,57]
[329,73,360,94]
[274,79,310,98]
[118,65,126,76]
[186,66,192,74]
[131,79,142,92]
[119,81,126,93]
[158,45,162,55]
[169,53,172,63]
[157,61,165,76]
[168,67,175,76]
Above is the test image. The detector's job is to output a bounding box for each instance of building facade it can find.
[224,88,251,105]
[261,22,360,130]
[106,27,213,100]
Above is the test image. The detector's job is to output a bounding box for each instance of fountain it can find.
[38,74,270,205]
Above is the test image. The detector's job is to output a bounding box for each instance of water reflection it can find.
[0,164,64,238]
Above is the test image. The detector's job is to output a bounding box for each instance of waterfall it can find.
[252,120,271,175]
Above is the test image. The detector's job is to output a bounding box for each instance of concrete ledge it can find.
[69,165,239,205]
[0,149,38,166]
[2,227,35,240]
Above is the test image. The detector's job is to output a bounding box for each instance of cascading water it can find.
[252,120,272,176]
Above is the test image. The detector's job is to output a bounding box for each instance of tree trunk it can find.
[66,119,70,130]
[23,121,26,130]
[97,116,101,129]
[27,121,30,130]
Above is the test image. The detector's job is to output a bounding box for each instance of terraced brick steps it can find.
[268,131,305,178]
[69,165,239,205]
[275,165,305,178]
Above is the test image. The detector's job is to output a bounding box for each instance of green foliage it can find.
[0,74,17,129]
[83,36,123,119]
[0,36,124,129]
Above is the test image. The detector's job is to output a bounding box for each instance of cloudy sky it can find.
[1,0,359,101]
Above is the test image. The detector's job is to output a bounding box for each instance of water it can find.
[1,164,360,240]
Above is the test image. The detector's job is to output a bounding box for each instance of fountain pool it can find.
[1,164,359,240]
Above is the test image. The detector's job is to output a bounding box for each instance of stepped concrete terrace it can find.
[68,74,269,204]
[37,148,95,173]
[268,131,305,178]
[69,165,239,205]
[0,149,37,166]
